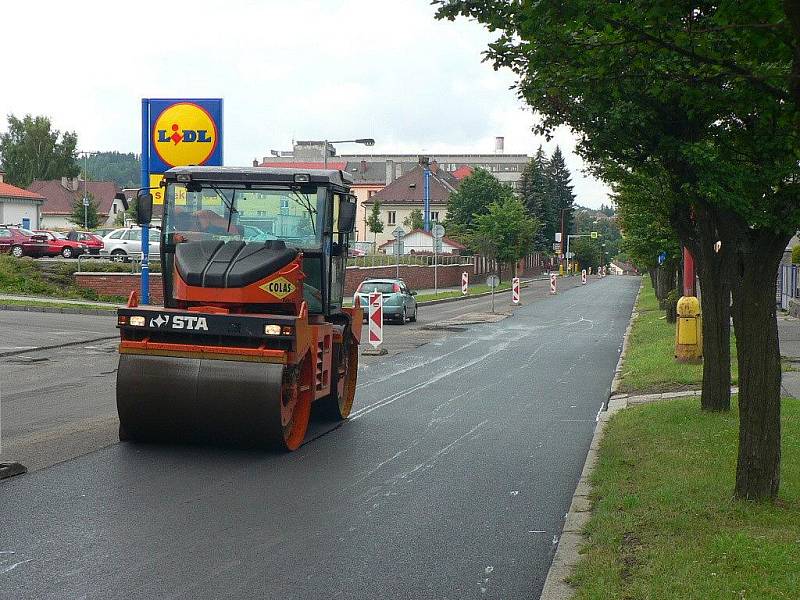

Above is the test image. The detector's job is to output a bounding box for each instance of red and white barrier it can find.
[462,271,469,295]
[368,291,383,348]
[581,269,587,285]
[512,277,520,304]
[550,273,557,295]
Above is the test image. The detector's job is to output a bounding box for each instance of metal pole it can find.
[423,166,430,232]
[83,152,88,229]
[395,240,400,279]
[560,209,565,272]
[323,139,327,169]
[434,243,438,294]
[566,234,570,275]
[140,99,150,305]
[491,283,495,314]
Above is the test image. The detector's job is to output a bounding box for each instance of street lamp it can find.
[322,138,375,168]
[77,150,98,229]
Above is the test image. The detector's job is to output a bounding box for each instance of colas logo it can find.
[152,102,218,167]
[259,276,296,300]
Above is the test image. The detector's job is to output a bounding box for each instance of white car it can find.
[100,227,160,262]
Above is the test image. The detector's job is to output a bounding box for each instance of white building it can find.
[379,229,465,255]
[0,172,44,229]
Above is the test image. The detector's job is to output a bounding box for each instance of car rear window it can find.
[357,282,397,294]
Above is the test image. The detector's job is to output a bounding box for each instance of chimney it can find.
[360,159,367,173]
[252,159,259,167]
[61,176,69,189]
[430,159,439,174]
[385,159,395,185]
[495,136,505,154]
[0,171,4,183]
[73,178,80,191]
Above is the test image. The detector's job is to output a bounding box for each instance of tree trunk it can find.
[696,262,731,411]
[649,267,657,291]
[727,226,790,500]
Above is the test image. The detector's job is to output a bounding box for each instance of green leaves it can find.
[0,114,79,188]
[471,196,540,266]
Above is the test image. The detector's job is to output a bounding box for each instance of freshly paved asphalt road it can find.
[1,275,638,599]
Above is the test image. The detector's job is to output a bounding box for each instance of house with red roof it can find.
[362,159,459,248]
[0,172,45,229]
[27,177,125,229]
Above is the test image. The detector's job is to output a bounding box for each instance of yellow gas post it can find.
[675,248,703,364]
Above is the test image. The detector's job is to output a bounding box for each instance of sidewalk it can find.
[0,293,121,308]
[779,314,800,399]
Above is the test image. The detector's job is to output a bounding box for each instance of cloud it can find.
[0,0,609,207]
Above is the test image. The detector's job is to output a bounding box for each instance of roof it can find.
[0,181,44,201]
[366,165,459,205]
[259,161,348,171]
[451,165,474,180]
[378,228,466,250]
[28,179,117,214]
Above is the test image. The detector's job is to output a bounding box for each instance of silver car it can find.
[100,227,160,262]
[354,278,418,324]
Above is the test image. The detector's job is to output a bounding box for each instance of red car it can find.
[34,230,89,258]
[0,226,50,258]
[65,230,103,255]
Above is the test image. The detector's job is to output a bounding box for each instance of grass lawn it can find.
[619,277,738,394]
[570,396,800,599]
[0,256,127,303]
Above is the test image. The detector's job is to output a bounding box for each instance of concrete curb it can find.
[0,303,117,317]
[539,278,643,600]
[0,335,119,358]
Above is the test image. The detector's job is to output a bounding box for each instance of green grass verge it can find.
[0,298,117,311]
[0,256,127,303]
[619,277,737,393]
[571,396,800,599]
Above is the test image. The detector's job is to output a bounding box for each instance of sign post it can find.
[581,269,587,285]
[461,271,468,295]
[550,273,557,295]
[486,274,499,313]
[511,277,520,304]
[432,223,445,295]
[368,291,383,349]
[141,98,224,305]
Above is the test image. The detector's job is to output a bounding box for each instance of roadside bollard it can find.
[675,296,703,364]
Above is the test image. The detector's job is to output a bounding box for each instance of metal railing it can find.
[77,252,161,273]
[778,264,799,309]
[347,254,475,268]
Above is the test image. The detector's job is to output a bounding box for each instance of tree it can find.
[0,114,79,188]
[445,168,512,237]
[69,192,100,229]
[519,147,552,250]
[82,151,140,188]
[366,201,384,247]
[572,237,601,271]
[403,208,423,231]
[548,147,575,241]
[471,196,539,277]
[436,0,800,499]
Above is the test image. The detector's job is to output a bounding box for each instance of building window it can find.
[368,190,376,198]
[430,211,440,222]
[388,211,396,225]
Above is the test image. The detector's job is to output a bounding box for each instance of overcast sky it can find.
[1,0,609,207]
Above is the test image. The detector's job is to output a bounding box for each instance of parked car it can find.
[100,227,160,262]
[93,227,117,238]
[65,230,104,255]
[34,230,89,258]
[0,226,50,258]
[354,278,418,324]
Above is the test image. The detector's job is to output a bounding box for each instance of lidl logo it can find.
[259,277,297,300]
[151,102,219,168]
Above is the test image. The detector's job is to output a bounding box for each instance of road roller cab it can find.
[116,167,362,450]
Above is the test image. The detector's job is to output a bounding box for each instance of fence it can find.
[778,264,799,310]
[347,254,475,268]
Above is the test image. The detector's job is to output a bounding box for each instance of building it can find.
[0,171,44,229]
[27,177,125,229]
[362,159,460,248]
[378,229,465,255]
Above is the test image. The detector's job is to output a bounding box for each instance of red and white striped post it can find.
[550,273,557,295]
[581,269,587,285]
[461,271,469,295]
[368,291,383,348]
[511,277,520,304]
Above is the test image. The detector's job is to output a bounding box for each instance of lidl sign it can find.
[144,98,223,175]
